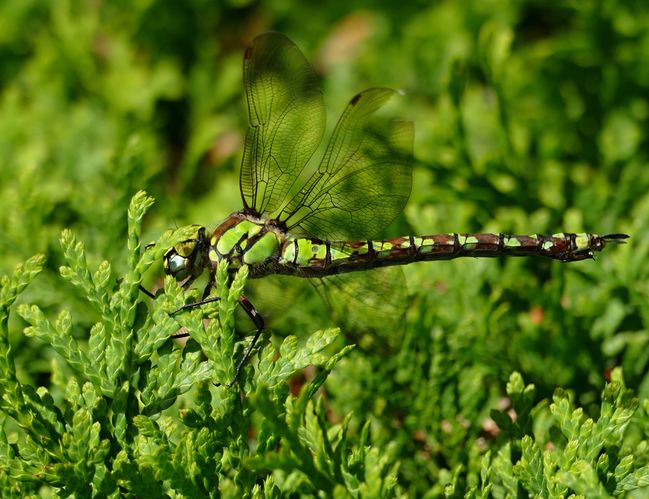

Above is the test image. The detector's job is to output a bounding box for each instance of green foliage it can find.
[481,371,649,497]
[0,0,647,496]
[0,193,369,495]
[0,195,647,496]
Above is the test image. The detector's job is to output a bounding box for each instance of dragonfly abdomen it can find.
[275,232,626,277]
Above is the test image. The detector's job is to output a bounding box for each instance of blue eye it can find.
[169,255,186,273]
[164,252,190,280]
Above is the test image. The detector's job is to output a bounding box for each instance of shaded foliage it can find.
[0,0,647,496]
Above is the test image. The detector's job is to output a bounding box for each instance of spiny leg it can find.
[168,291,266,386]
[167,272,214,318]
[170,295,222,316]
[139,285,156,299]
[228,294,265,387]
[142,272,265,386]
[168,278,216,338]
[139,270,205,304]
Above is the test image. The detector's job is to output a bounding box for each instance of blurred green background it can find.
[1,0,647,493]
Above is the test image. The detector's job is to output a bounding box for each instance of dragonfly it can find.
[163,32,628,383]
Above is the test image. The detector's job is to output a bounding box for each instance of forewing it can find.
[279,88,414,240]
[240,33,325,215]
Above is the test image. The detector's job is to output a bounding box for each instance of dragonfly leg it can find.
[143,269,264,386]
[170,294,222,340]
[167,290,265,386]
[168,275,213,316]
[170,295,221,316]
[139,284,156,299]
[228,294,265,387]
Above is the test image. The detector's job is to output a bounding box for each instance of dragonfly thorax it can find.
[211,213,283,270]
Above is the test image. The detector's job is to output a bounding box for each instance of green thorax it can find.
[210,213,285,269]
[209,213,343,275]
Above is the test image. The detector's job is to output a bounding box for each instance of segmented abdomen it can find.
[275,233,616,277]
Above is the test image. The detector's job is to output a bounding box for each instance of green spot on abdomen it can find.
[329,246,348,262]
[294,239,314,265]
[575,234,589,250]
[312,244,328,260]
[505,237,522,247]
[459,235,479,249]
[281,241,296,263]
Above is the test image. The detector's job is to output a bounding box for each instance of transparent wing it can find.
[278,88,414,240]
[240,32,325,215]
[313,267,409,348]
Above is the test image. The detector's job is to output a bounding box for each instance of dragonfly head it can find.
[163,226,209,282]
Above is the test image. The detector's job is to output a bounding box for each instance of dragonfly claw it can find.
[602,233,630,244]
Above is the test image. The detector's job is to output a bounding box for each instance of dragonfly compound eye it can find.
[163,249,192,281]
[162,226,209,281]
[164,238,200,278]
